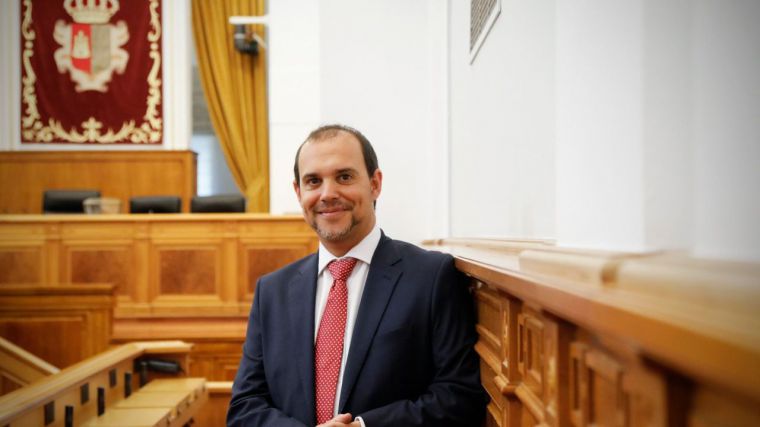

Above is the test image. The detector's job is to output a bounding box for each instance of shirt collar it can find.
[318,224,382,274]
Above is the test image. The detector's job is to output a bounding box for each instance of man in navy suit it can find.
[228,124,487,426]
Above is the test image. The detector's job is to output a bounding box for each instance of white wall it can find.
[691,0,760,260]
[0,0,191,151]
[267,0,322,215]
[448,0,556,240]
[446,0,759,261]
[268,0,449,244]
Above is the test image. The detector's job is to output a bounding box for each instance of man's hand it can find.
[316,413,361,427]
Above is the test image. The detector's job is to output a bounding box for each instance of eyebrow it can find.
[300,173,319,182]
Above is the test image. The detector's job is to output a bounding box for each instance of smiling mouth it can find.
[315,203,351,217]
[317,208,347,217]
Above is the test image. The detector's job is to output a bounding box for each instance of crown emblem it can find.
[64,0,120,24]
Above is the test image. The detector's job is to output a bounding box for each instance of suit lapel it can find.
[339,236,402,411]
[288,254,318,422]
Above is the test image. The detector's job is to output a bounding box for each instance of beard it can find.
[307,200,359,242]
[311,214,359,242]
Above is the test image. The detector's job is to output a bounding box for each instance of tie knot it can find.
[328,257,357,282]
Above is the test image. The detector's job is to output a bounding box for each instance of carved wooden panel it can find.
[68,247,132,296]
[473,281,505,426]
[158,248,218,295]
[0,247,42,284]
[621,364,668,427]
[244,244,311,298]
[0,215,317,316]
[518,308,544,399]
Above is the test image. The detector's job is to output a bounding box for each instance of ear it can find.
[293,180,301,202]
[370,169,383,200]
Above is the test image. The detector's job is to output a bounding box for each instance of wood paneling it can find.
[70,248,132,295]
[423,239,760,427]
[0,214,317,317]
[0,151,196,214]
[244,245,312,299]
[0,284,114,369]
[0,248,42,283]
[193,381,232,427]
[159,248,217,295]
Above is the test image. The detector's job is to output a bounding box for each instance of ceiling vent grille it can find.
[470,0,501,63]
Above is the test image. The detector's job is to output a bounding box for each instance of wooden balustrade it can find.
[0,341,203,427]
[0,337,59,396]
[423,238,760,427]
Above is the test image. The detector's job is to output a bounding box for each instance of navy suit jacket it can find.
[228,234,487,426]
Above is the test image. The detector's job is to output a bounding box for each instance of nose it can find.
[319,179,340,201]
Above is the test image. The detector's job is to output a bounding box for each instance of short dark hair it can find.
[293,124,379,186]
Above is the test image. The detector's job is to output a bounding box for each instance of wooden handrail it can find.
[0,337,59,390]
[0,341,193,425]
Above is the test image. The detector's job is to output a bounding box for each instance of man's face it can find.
[294,132,382,254]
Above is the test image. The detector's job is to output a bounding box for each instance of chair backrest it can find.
[129,196,181,214]
[190,194,246,213]
[43,190,101,214]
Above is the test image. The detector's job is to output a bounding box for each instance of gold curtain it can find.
[191,0,269,212]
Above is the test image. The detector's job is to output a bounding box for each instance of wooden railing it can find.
[423,238,760,427]
[0,337,59,396]
[0,341,204,427]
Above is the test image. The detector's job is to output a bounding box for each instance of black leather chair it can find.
[43,189,101,214]
[190,194,246,213]
[129,196,182,214]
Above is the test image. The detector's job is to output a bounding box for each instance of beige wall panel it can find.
[0,151,197,214]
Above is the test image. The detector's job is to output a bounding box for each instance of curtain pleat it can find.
[191,0,269,212]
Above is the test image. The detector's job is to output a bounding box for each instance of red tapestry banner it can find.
[20,0,163,144]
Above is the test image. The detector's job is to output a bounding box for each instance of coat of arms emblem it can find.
[53,0,129,92]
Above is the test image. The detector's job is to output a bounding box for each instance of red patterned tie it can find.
[315,257,358,424]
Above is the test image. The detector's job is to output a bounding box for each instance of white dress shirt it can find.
[315,224,381,425]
